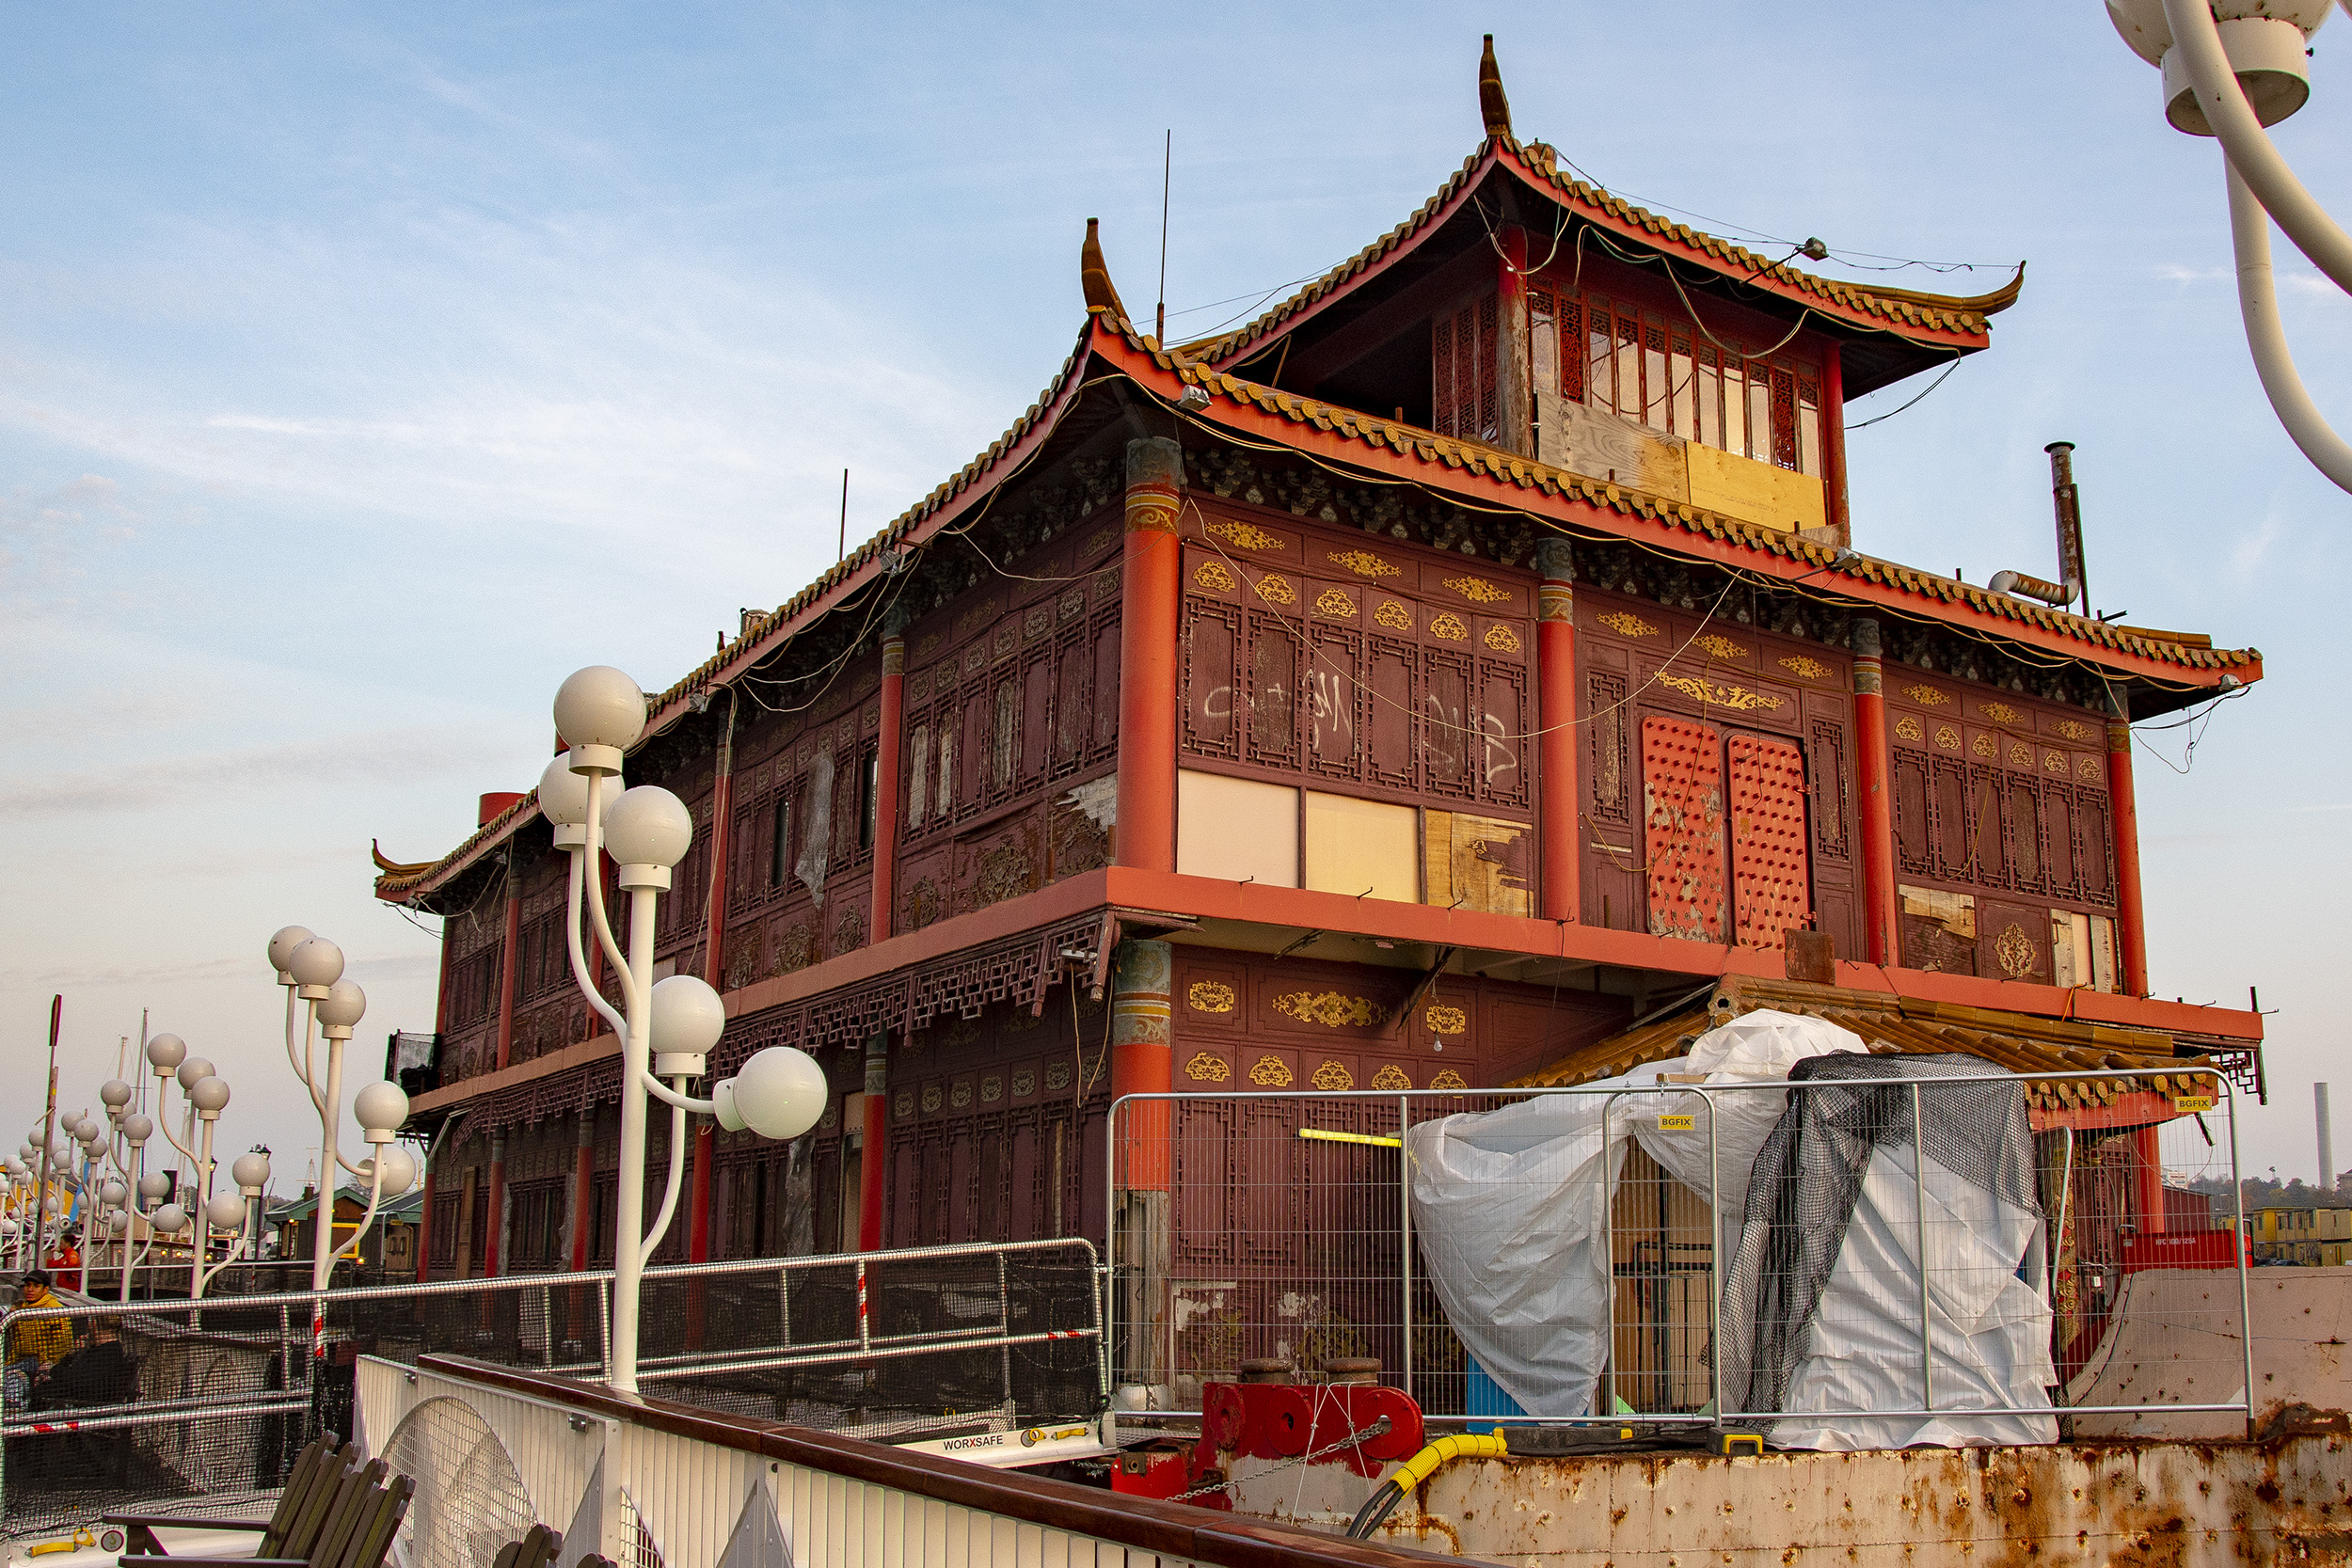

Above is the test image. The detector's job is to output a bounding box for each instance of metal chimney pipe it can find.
[2319,1082,2336,1191]
[2045,441,2088,612]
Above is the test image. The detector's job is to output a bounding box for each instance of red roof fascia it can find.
[1098,325,2252,694]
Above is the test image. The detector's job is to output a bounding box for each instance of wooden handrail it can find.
[416,1355,1449,1567]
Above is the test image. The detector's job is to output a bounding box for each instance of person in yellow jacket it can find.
[8,1271,74,1374]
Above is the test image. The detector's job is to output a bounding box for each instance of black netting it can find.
[1717,1053,2040,1416]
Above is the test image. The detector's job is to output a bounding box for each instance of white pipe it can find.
[189,1117,214,1301]
[608,881,657,1393]
[640,1101,689,1262]
[564,848,628,1038]
[2161,0,2352,293]
[640,1073,714,1115]
[311,1034,345,1294]
[2228,160,2352,492]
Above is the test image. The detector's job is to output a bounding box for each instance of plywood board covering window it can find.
[1177,769,1299,887]
[1302,790,1417,903]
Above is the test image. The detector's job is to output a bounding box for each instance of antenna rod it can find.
[1156,129,1171,346]
[838,468,849,563]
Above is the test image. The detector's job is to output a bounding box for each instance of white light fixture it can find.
[547,664,826,1393]
[2110,0,2352,492]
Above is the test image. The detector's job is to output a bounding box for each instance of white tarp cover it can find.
[1408,1010,2058,1448]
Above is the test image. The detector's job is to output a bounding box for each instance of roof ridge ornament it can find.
[1478,35,1511,139]
[1080,217,1127,319]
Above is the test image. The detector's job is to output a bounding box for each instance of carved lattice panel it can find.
[1642,715,1725,943]
[1727,732,1810,951]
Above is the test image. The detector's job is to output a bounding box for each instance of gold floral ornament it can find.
[1695,634,1748,660]
[1187,979,1237,1013]
[1273,990,1390,1028]
[1369,1064,1411,1091]
[2077,755,2102,780]
[1374,600,1413,631]
[1779,654,1829,680]
[1184,1052,1232,1084]
[980,1075,1003,1103]
[1972,734,1997,759]
[1248,1054,1294,1087]
[1311,1060,1355,1091]
[894,1090,914,1119]
[1902,685,1951,706]
[1983,702,2021,725]
[1443,575,1510,605]
[1597,610,1660,638]
[920,1084,944,1115]
[1894,715,1925,742]
[1934,725,1962,752]
[1314,588,1357,619]
[949,1081,973,1110]
[1424,1005,1468,1036]
[1659,673,1782,712]
[1208,518,1284,551]
[1044,1061,1073,1091]
[2043,752,2067,774]
[1011,1069,1036,1097]
[1192,560,1234,593]
[1483,624,1520,654]
[1254,574,1297,606]
[1994,923,2036,980]
[1430,612,1469,641]
[1428,1069,1469,1092]
[1327,549,1402,579]
[2057,719,2095,742]
[2010,741,2033,768]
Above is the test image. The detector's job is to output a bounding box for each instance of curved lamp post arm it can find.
[639,1100,690,1262]
[564,847,628,1039]
[640,1074,715,1115]
[330,1165,389,1267]
[154,1095,199,1164]
[581,773,642,1019]
[197,1221,253,1292]
[2228,160,2352,491]
[2161,0,2352,293]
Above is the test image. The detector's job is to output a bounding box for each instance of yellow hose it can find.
[1347,1431,1509,1538]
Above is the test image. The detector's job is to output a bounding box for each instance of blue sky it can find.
[3,3,2345,1186]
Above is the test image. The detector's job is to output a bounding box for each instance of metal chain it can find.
[1166,1414,1393,1503]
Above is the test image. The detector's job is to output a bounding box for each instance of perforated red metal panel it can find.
[1727,732,1811,951]
[1642,715,1725,942]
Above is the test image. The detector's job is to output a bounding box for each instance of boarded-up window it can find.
[1726,733,1810,951]
[1642,716,1725,942]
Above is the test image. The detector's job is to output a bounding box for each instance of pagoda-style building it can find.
[375,39,2260,1342]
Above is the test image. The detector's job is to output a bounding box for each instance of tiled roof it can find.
[1510,983,2226,1114]
[1113,319,2253,677]
[1185,136,2021,367]
[373,321,1101,901]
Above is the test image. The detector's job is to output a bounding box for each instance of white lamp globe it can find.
[363,1145,418,1196]
[539,752,593,829]
[146,1034,187,1073]
[151,1202,187,1235]
[267,925,316,976]
[0,1219,15,1239]
[206,1192,247,1231]
[554,666,648,752]
[190,1077,231,1116]
[289,937,345,990]
[648,975,727,1058]
[604,785,693,869]
[48,1135,73,1166]
[99,1179,128,1208]
[231,1152,272,1191]
[177,1057,216,1092]
[138,1172,173,1203]
[316,980,368,1032]
[105,1210,128,1236]
[122,1114,153,1147]
[715,1046,827,1141]
[354,1082,409,1138]
[42,1195,60,1217]
[100,1080,133,1110]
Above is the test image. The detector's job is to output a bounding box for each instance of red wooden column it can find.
[1820,343,1851,548]
[2132,1126,2169,1236]
[569,1107,596,1272]
[871,611,909,941]
[413,1164,435,1283]
[689,721,735,1271]
[493,878,522,1071]
[1115,437,1184,871]
[1534,538,1580,920]
[856,1030,888,1251]
[1851,617,1900,967]
[2106,705,2151,996]
[481,1130,506,1278]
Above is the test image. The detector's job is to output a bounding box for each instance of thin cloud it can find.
[0,725,504,816]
